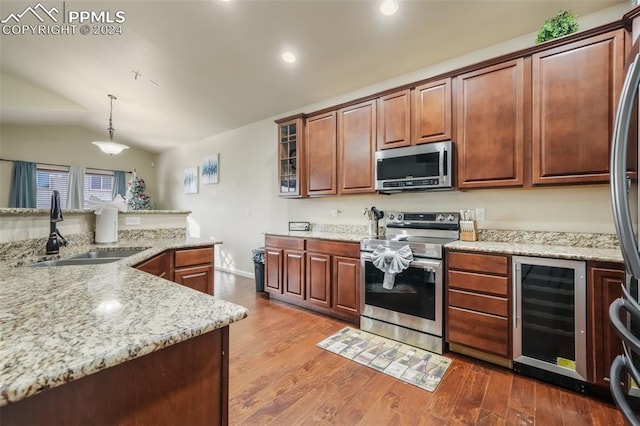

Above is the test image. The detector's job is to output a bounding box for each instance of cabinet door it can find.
[265,248,283,293]
[136,251,173,280]
[588,265,625,387]
[284,250,305,300]
[456,59,525,188]
[333,256,360,317]
[306,111,337,196]
[306,252,331,308]
[277,117,306,197]
[174,264,213,295]
[412,78,452,144]
[338,100,376,194]
[532,30,624,185]
[377,90,411,150]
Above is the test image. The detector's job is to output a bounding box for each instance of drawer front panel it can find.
[447,251,508,275]
[447,270,508,296]
[175,247,213,267]
[306,239,359,258]
[265,235,305,250]
[447,307,509,357]
[448,289,508,317]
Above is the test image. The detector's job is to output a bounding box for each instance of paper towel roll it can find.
[95,208,118,243]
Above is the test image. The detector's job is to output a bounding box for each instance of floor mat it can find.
[317,326,452,392]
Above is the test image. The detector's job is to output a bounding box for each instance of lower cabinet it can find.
[135,246,215,295]
[265,235,360,323]
[587,261,625,388]
[446,250,511,364]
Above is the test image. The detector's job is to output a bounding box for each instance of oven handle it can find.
[361,252,441,271]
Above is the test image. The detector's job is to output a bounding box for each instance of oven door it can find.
[360,252,442,337]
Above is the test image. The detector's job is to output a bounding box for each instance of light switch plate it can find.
[125,216,141,226]
[475,208,486,221]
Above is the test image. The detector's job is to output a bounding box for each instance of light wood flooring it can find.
[216,271,625,425]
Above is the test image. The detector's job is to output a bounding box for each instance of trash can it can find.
[252,247,265,292]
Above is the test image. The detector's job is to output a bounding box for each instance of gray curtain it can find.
[9,161,36,208]
[67,166,85,209]
[112,170,127,199]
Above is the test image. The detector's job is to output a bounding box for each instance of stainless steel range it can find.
[360,211,460,354]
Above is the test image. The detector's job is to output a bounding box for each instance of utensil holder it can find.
[460,220,478,242]
[368,219,378,236]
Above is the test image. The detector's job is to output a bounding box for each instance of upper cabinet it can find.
[377,89,411,150]
[532,29,625,185]
[412,78,453,145]
[456,59,526,189]
[338,100,377,194]
[306,111,338,196]
[276,116,306,197]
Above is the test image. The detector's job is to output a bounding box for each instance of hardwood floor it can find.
[217,271,625,425]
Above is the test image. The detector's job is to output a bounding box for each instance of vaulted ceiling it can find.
[0,0,626,153]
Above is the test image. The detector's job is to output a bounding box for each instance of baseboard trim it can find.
[216,266,253,279]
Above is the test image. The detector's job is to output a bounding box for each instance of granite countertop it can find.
[0,208,191,216]
[265,230,369,243]
[446,240,624,263]
[0,239,247,407]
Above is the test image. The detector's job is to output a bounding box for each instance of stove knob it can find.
[437,214,445,221]
[388,214,395,220]
[397,214,403,220]
[447,214,456,222]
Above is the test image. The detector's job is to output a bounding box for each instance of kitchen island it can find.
[0,242,248,425]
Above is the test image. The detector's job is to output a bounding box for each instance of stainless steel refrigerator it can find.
[610,50,640,424]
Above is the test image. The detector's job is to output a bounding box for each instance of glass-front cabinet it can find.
[276,115,306,197]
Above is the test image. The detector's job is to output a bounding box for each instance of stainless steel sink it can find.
[31,248,146,267]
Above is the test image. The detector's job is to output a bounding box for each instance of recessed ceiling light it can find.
[282,52,296,64]
[380,0,398,16]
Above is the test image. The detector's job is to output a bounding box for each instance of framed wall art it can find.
[202,154,219,184]
[184,166,199,194]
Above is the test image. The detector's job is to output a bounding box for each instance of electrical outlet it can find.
[475,208,486,221]
[125,216,141,226]
[330,209,339,218]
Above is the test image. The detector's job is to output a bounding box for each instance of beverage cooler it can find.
[512,256,587,391]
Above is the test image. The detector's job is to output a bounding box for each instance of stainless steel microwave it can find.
[374,141,454,192]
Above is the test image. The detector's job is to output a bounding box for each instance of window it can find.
[84,171,114,204]
[36,166,115,209]
[36,167,69,209]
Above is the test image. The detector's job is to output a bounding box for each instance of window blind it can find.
[36,165,69,209]
[84,169,114,206]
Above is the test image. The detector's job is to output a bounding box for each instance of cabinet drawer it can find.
[265,235,305,250]
[175,247,213,267]
[447,306,509,357]
[448,289,508,317]
[448,251,508,275]
[448,270,508,296]
[306,239,359,258]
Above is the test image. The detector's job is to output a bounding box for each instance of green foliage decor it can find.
[535,10,579,44]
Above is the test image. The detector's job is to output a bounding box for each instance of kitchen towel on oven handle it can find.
[372,245,413,290]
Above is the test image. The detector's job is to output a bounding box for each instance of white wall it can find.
[0,124,157,208]
[155,4,628,276]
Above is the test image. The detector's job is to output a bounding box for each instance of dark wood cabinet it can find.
[377,89,411,150]
[135,246,214,295]
[446,250,511,362]
[265,248,283,293]
[456,59,526,188]
[306,111,337,196]
[284,250,305,300]
[532,30,625,185]
[174,264,213,295]
[337,100,376,194]
[306,252,331,308]
[587,262,625,388]
[265,235,360,323]
[333,256,360,316]
[276,115,306,197]
[135,251,173,280]
[412,78,452,145]
[174,246,215,295]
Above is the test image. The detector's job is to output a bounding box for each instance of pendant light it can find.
[92,94,129,155]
